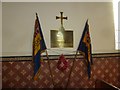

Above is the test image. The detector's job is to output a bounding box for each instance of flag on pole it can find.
[33,13,47,80]
[77,20,92,78]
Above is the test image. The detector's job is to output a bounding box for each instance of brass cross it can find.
[56,12,68,26]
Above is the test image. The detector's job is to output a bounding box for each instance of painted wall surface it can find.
[118,2,120,49]
[2,2,117,56]
[0,1,2,90]
[0,2,2,56]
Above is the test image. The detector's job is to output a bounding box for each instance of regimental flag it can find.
[33,13,47,80]
[77,20,93,78]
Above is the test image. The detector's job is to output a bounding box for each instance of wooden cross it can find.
[56,12,68,26]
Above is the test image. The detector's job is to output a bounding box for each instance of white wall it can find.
[1,0,113,2]
[2,2,117,56]
[118,1,120,49]
[0,2,2,56]
[0,1,2,89]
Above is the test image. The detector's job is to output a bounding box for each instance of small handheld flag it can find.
[33,13,47,80]
[77,19,92,78]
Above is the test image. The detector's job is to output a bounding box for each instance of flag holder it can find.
[45,50,55,87]
[65,50,79,88]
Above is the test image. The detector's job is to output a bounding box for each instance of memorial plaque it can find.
[51,30,73,48]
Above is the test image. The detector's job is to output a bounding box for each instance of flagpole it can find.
[66,50,79,88]
[45,50,55,87]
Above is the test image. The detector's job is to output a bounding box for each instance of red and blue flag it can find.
[77,20,92,78]
[33,13,46,80]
